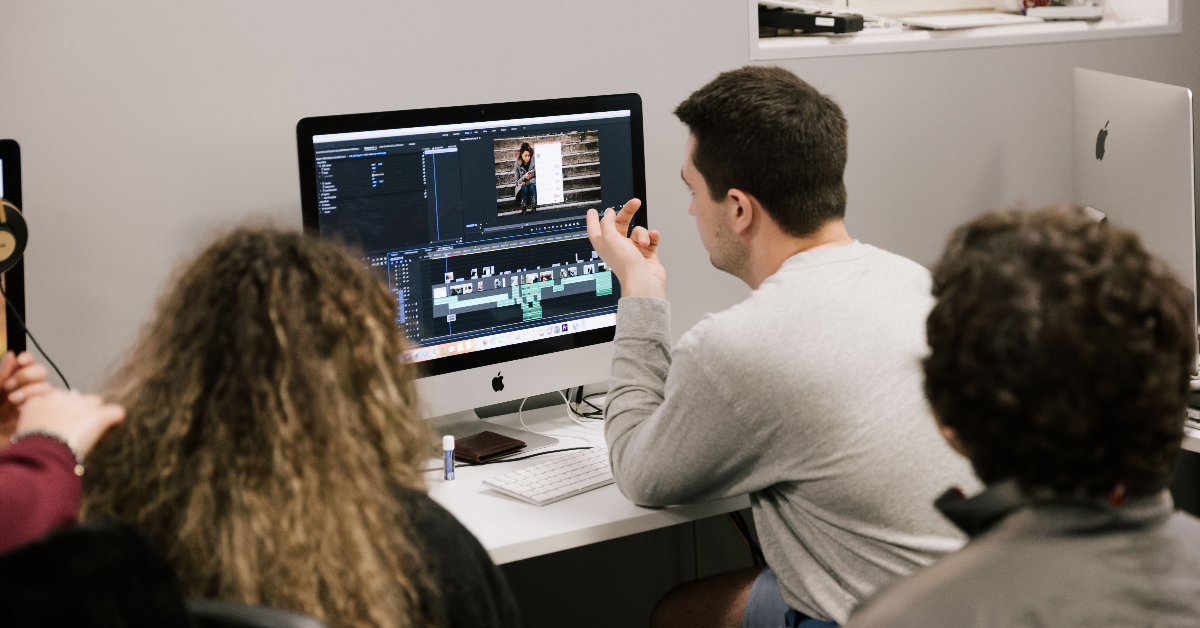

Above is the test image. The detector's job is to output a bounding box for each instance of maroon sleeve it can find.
[0,436,82,555]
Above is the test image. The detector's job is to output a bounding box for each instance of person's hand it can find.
[0,352,52,446]
[13,390,125,458]
[586,199,665,299]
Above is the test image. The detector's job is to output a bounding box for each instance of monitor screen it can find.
[297,94,645,377]
[0,139,26,356]
[0,156,6,354]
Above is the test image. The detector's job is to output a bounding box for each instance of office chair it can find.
[0,521,193,627]
[187,600,331,628]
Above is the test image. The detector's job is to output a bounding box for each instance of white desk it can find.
[429,406,1200,565]
[425,403,750,565]
[1184,427,1200,454]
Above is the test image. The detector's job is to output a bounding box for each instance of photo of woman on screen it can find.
[513,143,536,214]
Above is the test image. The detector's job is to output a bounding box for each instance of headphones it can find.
[0,199,28,275]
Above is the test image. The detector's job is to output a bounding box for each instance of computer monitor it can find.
[0,140,26,355]
[297,94,645,444]
[1073,69,1197,352]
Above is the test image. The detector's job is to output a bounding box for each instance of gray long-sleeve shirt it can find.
[604,242,982,623]
[846,489,1200,627]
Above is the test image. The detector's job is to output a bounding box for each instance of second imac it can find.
[297,93,646,447]
[1073,68,1197,342]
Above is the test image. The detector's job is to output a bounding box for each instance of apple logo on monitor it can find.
[1096,120,1109,160]
[492,371,505,392]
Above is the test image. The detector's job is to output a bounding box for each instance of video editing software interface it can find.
[312,110,634,363]
[0,158,7,353]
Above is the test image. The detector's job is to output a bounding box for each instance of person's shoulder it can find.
[391,486,522,628]
[392,486,500,575]
[860,244,933,286]
[846,535,1013,628]
[674,299,757,358]
[1163,510,1200,547]
[393,486,480,548]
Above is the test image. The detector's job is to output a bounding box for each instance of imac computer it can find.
[0,140,27,355]
[1073,68,1197,345]
[297,94,645,447]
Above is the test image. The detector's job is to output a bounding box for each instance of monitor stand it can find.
[432,409,560,451]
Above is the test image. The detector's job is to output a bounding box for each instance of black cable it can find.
[420,446,597,473]
[729,514,759,566]
[581,392,606,414]
[0,284,70,390]
[561,388,604,420]
[729,513,758,561]
[728,511,765,567]
[460,446,594,466]
[726,514,755,565]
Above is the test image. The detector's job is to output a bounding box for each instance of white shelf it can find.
[750,0,1180,60]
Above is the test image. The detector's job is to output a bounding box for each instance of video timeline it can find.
[312,110,635,359]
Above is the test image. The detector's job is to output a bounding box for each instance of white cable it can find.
[559,390,605,431]
[560,391,604,428]
[519,396,591,445]
[561,389,604,419]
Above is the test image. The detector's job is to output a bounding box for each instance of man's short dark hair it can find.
[674,66,848,238]
[924,206,1196,498]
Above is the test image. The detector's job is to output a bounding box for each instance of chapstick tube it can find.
[443,435,455,481]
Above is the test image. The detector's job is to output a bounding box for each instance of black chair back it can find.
[187,600,331,628]
[0,521,194,627]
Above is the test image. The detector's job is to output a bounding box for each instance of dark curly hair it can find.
[924,206,1196,498]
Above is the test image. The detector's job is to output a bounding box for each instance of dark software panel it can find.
[298,96,645,376]
[0,140,25,355]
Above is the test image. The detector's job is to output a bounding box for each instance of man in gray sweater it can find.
[847,207,1200,626]
[586,66,979,627]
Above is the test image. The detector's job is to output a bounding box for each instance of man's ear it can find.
[939,425,968,457]
[726,188,760,236]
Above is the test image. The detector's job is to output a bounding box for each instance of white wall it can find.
[1,1,1197,391]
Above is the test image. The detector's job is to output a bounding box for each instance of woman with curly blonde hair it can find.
[81,227,519,628]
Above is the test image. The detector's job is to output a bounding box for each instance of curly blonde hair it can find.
[81,227,437,628]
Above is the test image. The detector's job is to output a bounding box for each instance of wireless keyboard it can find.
[483,447,613,506]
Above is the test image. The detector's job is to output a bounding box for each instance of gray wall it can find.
[0,2,1196,390]
[2,3,1197,627]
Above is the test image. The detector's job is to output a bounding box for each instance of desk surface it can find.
[424,404,749,565]
[428,407,1200,565]
[1185,427,1200,454]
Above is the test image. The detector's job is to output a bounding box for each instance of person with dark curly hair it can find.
[847,206,1200,627]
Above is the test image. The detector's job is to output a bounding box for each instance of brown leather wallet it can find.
[453,431,526,464]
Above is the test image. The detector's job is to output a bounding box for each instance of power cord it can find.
[579,391,605,415]
[727,511,766,567]
[420,446,596,473]
[0,284,71,390]
[559,389,604,431]
[563,386,606,418]
[458,446,594,466]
